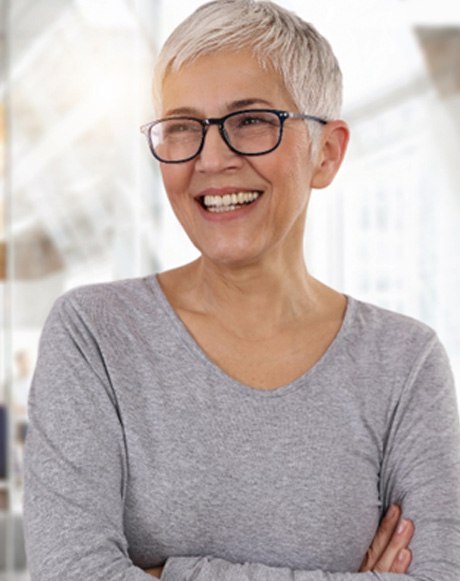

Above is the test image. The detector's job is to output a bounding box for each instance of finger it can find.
[391,548,412,574]
[144,566,164,577]
[360,505,401,571]
[374,518,415,573]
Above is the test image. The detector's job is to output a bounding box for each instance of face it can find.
[159,49,320,268]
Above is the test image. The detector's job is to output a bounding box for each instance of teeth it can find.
[209,205,239,213]
[203,192,260,209]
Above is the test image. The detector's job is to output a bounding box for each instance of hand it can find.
[360,505,414,574]
[144,564,165,578]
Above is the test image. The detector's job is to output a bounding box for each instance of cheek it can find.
[160,165,192,202]
[288,145,314,189]
[160,166,178,194]
[268,153,312,195]
[266,134,313,185]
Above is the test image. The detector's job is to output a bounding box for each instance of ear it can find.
[311,120,350,189]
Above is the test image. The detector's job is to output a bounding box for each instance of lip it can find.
[194,186,264,222]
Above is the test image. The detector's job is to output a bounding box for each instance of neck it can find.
[170,251,323,340]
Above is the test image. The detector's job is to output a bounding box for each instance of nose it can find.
[194,124,243,173]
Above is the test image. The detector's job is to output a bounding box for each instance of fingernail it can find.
[397,519,407,534]
[398,548,409,562]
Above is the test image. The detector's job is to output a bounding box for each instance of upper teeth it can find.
[203,192,260,207]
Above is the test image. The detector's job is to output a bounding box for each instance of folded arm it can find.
[157,337,460,581]
[144,507,413,578]
[24,296,460,581]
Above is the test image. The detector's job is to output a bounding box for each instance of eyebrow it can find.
[164,98,275,117]
[229,98,274,110]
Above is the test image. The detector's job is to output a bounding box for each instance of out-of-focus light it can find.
[400,0,460,25]
[75,0,136,29]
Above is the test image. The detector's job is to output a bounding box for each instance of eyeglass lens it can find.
[150,110,282,162]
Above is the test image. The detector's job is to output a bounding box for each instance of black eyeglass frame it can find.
[140,108,328,164]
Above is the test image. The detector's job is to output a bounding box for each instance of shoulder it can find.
[349,296,437,350]
[343,297,445,380]
[57,275,157,307]
[341,299,456,423]
[46,274,166,337]
[55,274,160,311]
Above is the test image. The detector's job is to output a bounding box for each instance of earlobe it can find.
[311,121,350,189]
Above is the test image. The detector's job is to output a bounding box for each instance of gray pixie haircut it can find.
[153,0,343,121]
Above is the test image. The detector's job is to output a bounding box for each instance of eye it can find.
[154,119,202,140]
[239,115,274,126]
[163,120,202,136]
[230,111,280,131]
[240,116,263,126]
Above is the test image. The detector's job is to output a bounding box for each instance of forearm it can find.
[162,556,418,580]
[145,506,411,581]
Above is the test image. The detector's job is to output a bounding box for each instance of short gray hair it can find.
[153,0,343,156]
[154,0,342,122]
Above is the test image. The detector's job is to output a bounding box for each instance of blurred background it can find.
[0,0,459,578]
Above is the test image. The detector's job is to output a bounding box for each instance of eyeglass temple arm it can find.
[288,113,328,125]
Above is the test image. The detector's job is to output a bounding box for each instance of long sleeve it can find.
[23,295,156,581]
[161,336,460,581]
[23,279,460,581]
[162,556,407,579]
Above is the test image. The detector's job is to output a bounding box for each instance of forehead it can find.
[160,49,296,116]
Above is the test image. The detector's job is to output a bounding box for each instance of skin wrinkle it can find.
[24,4,460,580]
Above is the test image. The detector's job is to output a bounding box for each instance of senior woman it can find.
[24,1,460,580]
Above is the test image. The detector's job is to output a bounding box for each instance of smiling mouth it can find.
[199,191,262,213]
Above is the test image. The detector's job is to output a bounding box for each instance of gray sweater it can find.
[24,275,460,580]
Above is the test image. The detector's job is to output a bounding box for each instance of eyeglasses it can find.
[140,108,327,164]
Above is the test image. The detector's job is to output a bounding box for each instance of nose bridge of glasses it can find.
[201,117,233,151]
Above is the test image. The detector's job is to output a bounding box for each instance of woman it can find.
[24,1,460,579]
